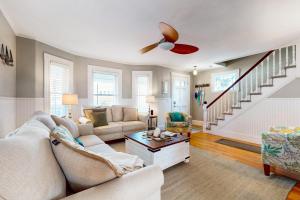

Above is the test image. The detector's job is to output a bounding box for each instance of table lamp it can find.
[146,95,156,116]
[62,94,78,118]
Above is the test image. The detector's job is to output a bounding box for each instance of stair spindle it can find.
[292,45,296,65]
[279,48,282,75]
[286,46,289,67]
[273,51,276,77]
[267,57,270,83]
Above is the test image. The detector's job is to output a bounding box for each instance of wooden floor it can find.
[190,132,300,200]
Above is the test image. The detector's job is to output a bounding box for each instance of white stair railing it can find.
[203,45,296,131]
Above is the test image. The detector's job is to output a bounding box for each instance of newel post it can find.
[203,101,208,132]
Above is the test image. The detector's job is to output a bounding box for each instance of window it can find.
[44,54,73,116]
[88,66,122,106]
[211,70,239,92]
[132,71,152,113]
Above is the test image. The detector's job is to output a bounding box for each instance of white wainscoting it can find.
[16,98,44,127]
[0,97,16,138]
[214,98,300,144]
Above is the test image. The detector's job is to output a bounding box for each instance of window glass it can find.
[212,71,238,92]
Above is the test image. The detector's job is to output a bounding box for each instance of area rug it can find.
[110,143,296,200]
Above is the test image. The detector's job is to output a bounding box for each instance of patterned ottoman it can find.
[262,127,300,176]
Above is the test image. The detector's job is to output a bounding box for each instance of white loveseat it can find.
[0,112,164,200]
[81,105,148,141]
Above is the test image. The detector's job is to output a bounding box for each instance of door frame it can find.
[171,72,190,114]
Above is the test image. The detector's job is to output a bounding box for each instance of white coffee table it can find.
[125,131,190,170]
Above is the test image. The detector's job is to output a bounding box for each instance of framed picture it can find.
[162,80,169,94]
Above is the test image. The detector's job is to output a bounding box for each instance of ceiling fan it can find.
[140,22,199,55]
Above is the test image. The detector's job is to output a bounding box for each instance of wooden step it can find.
[217,118,225,121]
[232,106,242,109]
[223,112,233,115]
[250,92,262,95]
[209,122,218,126]
[284,65,296,69]
[260,84,273,87]
[240,99,251,103]
[271,74,286,79]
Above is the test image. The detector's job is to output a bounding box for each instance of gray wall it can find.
[0,10,16,97]
[16,37,188,99]
[191,52,266,120]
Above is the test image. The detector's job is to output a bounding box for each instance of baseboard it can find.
[192,120,203,126]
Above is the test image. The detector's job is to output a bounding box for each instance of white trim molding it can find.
[87,65,122,106]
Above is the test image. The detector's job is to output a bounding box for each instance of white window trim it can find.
[88,65,122,106]
[44,53,74,113]
[211,69,239,93]
[171,72,191,114]
[132,71,153,110]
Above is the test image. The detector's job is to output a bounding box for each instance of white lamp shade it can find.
[146,95,156,103]
[62,94,78,105]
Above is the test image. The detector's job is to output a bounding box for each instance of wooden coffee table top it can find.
[125,131,189,152]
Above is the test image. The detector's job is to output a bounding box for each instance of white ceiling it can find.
[1,0,300,71]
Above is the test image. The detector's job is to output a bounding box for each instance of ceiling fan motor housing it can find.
[158,40,175,50]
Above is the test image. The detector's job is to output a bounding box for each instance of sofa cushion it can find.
[94,122,123,135]
[106,107,113,122]
[0,120,66,200]
[86,143,116,154]
[32,111,57,131]
[122,121,147,132]
[50,131,124,192]
[52,115,80,138]
[77,135,104,147]
[112,105,123,122]
[123,107,138,121]
[91,110,108,127]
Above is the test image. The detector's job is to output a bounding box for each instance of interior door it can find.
[171,73,190,113]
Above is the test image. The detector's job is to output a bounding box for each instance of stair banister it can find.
[207,50,274,109]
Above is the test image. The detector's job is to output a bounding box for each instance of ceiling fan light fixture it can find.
[193,66,198,76]
[158,42,175,51]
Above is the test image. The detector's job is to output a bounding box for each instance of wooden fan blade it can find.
[170,44,199,54]
[140,43,159,54]
[159,22,179,43]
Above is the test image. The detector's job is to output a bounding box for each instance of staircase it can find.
[204,45,297,132]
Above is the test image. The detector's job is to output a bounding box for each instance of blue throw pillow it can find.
[169,112,184,122]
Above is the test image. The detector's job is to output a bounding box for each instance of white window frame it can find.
[211,69,239,93]
[132,71,153,113]
[88,65,122,106]
[44,53,74,114]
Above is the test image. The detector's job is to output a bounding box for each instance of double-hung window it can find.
[132,71,152,113]
[44,54,73,116]
[88,66,122,106]
[211,70,239,92]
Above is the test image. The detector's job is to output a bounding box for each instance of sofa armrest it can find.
[62,165,164,200]
[78,123,94,136]
[138,113,149,124]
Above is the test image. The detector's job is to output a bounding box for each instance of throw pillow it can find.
[111,106,123,121]
[83,108,106,124]
[169,112,184,122]
[52,115,80,138]
[32,111,57,131]
[123,107,138,121]
[50,130,123,192]
[91,111,108,127]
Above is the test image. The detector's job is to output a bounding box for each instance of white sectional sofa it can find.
[0,112,164,200]
[81,105,148,141]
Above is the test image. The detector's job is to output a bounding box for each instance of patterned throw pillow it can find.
[52,125,84,146]
[169,112,184,122]
[83,108,106,124]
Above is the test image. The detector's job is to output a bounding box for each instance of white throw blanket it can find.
[100,152,144,174]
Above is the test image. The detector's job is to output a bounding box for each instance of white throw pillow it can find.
[52,115,80,138]
[111,105,123,122]
[123,107,138,121]
[50,127,124,192]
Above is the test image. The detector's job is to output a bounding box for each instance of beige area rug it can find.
[110,142,296,200]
